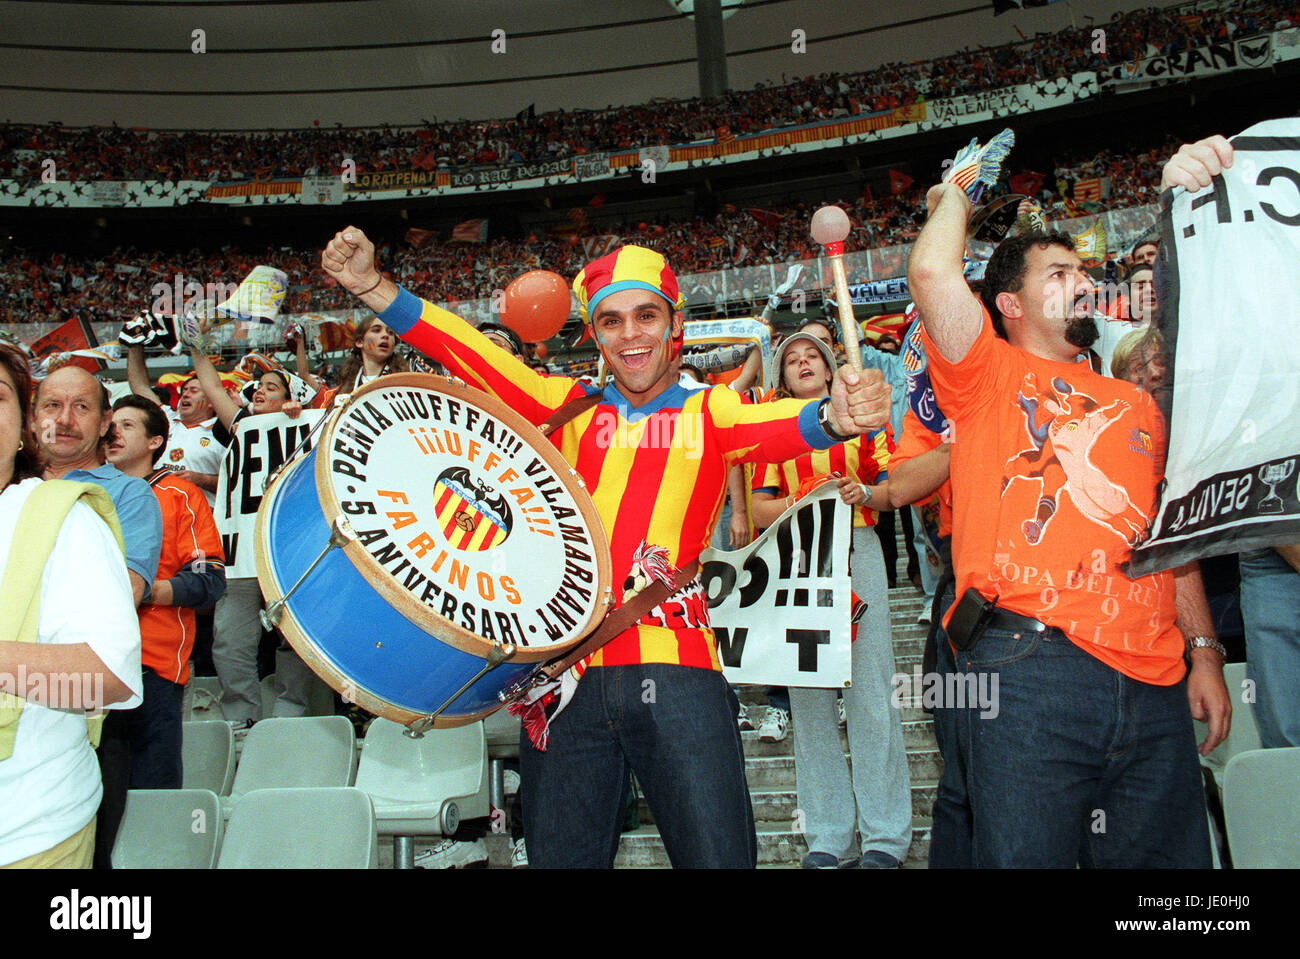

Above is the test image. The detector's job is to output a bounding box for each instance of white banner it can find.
[574,153,609,180]
[216,408,325,578]
[300,174,344,205]
[1130,117,1300,573]
[638,146,670,171]
[702,485,854,689]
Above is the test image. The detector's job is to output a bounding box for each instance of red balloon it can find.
[501,270,571,343]
[534,342,548,360]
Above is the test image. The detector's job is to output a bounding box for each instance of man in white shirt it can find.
[126,347,223,506]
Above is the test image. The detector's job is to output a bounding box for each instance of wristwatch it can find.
[861,484,873,504]
[1186,635,1227,658]
[817,398,853,443]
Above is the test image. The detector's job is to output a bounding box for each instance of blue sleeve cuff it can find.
[378,285,423,336]
[754,486,780,497]
[800,399,835,450]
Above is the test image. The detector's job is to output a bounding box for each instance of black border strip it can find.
[1230,136,1300,151]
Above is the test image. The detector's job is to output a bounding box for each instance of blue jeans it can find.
[1240,548,1300,748]
[122,670,186,789]
[520,664,757,868]
[956,626,1209,868]
[927,580,971,868]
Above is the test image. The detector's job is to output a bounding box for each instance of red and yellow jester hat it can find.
[572,245,687,360]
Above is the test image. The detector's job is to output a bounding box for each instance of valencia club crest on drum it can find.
[434,466,512,551]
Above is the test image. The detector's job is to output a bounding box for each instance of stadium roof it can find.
[0,0,1186,130]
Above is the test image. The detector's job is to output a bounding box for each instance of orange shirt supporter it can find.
[139,473,225,685]
[753,428,892,529]
[920,305,1182,686]
[892,408,953,539]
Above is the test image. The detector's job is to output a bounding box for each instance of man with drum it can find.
[321,231,891,869]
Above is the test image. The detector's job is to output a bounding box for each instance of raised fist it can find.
[321,227,383,297]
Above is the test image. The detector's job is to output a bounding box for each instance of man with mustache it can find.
[905,137,1232,868]
[32,365,163,869]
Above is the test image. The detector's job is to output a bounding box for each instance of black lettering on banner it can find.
[401,566,427,592]
[1257,166,1300,226]
[787,628,830,671]
[701,560,736,607]
[221,532,238,566]
[714,626,748,667]
[464,406,480,431]
[341,499,377,515]
[355,527,389,546]
[795,505,814,574]
[738,554,768,608]
[545,597,577,630]
[405,391,428,419]
[1190,173,1232,224]
[776,515,794,577]
[239,427,264,516]
[333,458,366,482]
[445,399,461,425]
[333,437,369,467]
[420,580,442,607]
[222,430,241,520]
[426,394,443,421]
[361,401,393,430]
[536,607,562,640]
[441,592,458,620]
[345,407,377,441]
[816,498,835,576]
[370,541,403,567]
[561,572,593,600]
[558,523,588,545]
[555,585,586,614]
[479,418,495,445]
[459,599,476,631]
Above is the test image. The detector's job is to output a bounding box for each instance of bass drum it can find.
[255,373,612,728]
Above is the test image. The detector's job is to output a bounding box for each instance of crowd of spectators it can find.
[0,0,1292,183]
[0,131,1176,326]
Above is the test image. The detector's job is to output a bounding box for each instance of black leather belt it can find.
[985,607,1050,635]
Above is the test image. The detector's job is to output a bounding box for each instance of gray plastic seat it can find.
[1223,746,1300,868]
[354,718,489,868]
[182,720,236,795]
[217,787,378,869]
[223,716,357,819]
[112,788,222,869]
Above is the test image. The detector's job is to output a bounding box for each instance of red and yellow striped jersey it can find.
[753,428,892,528]
[381,286,838,670]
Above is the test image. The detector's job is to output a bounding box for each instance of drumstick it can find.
[810,205,862,371]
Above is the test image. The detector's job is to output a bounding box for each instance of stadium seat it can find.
[1222,747,1300,869]
[112,788,223,869]
[354,717,490,868]
[217,787,378,869]
[223,716,357,819]
[483,707,521,813]
[181,720,236,795]
[183,676,225,723]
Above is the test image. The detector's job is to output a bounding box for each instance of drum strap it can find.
[538,559,702,680]
[537,392,604,437]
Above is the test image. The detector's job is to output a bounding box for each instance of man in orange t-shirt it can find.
[904,140,1232,868]
[109,396,227,789]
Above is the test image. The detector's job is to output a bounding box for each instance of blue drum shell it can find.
[258,449,536,725]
